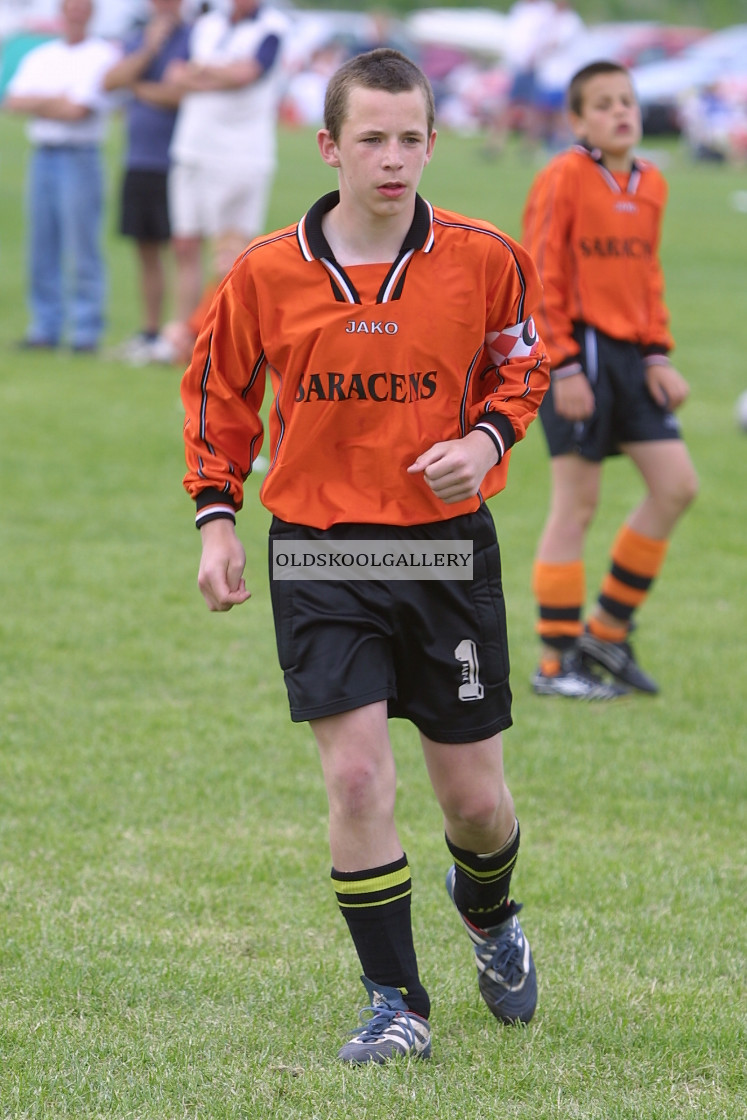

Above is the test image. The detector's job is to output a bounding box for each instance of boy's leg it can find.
[622,440,698,540]
[421,731,537,1024]
[421,729,515,859]
[531,455,624,699]
[311,702,431,1062]
[580,440,698,692]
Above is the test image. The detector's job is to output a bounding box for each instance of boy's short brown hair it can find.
[323,47,436,142]
[568,60,631,116]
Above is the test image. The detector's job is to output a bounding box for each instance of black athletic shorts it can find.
[119,168,171,241]
[539,324,683,461]
[268,504,512,743]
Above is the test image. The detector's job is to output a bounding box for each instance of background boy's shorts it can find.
[268,505,513,744]
[119,169,170,242]
[540,324,683,461]
[168,159,273,240]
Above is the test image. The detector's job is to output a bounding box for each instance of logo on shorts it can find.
[454,639,484,701]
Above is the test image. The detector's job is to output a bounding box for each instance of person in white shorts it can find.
[166,0,288,327]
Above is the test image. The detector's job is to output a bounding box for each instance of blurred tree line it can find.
[292,0,747,31]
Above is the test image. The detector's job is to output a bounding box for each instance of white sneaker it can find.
[147,333,178,364]
[110,333,157,367]
[531,649,628,700]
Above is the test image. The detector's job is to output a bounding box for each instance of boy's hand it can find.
[407,430,498,504]
[198,519,251,611]
[552,371,595,421]
[645,362,690,411]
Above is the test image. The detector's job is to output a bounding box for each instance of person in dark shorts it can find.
[103,0,190,362]
[181,49,549,1062]
[522,60,698,700]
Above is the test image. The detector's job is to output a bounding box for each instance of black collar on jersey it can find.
[574,142,643,194]
[297,191,435,305]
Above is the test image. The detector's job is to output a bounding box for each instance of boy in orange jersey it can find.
[522,61,698,700]
[181,49,549,1062]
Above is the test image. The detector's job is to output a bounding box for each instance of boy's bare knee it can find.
[327,757,394,820]
[444,786,512,836]
[661,468,699,517]
[681,468,699,509]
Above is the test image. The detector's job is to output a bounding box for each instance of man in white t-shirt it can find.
[3,0,120,351]
[165,0,288,327]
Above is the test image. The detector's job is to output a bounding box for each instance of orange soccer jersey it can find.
[181,192,550,530]
[521,145,674,372]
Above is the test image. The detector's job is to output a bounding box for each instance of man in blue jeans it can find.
[3,0,119,352]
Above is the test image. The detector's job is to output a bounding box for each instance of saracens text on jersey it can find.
[295,370,437,403]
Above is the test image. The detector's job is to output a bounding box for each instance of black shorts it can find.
[268,505,512,743]
[539,324,683,461]
[119,168,170,242]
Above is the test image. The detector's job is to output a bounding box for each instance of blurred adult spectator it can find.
[532,1,586,150]
[3,0,120,352]
[679,82,734,162]
[349,8,416,60]
[280,8,415,130]
[280,40,346,128]
[103,0,191,365]
[482,0,578,157]
[679,79,747,164]
[437,57,510,138]
[164,0,288,338]
[503,0,557,150]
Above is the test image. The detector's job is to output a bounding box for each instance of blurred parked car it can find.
[631,24,747,134]
[406,8,509,59]
[535,21,707,115]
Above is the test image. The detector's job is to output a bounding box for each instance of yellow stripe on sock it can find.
[331,866,411,897]
[336,889,412,910]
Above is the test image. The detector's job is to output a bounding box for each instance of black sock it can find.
[446,821,521,929]
[331,854,430,1019]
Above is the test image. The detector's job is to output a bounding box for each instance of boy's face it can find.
[570,72,641,161]
[318,85,436,222]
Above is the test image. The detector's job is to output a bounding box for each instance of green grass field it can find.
[1,112,745,1119]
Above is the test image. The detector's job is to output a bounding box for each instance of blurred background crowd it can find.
[3,1,747,157]
[2,0,745,361]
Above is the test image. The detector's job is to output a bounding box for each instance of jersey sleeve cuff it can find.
[551,357,584,381]
[195,489,237,529]
[642,350,671,367]
[474,414,516,464]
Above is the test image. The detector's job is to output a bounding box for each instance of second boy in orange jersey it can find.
[182,49,549,1062]
[522,61,698,700]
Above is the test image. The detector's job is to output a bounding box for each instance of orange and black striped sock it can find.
[331,854,430,1019]
[532,560,585,661]
[590,525,669,636]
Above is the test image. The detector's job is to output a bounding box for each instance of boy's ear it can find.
[317,129,341,168]
[568,112,586,142]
